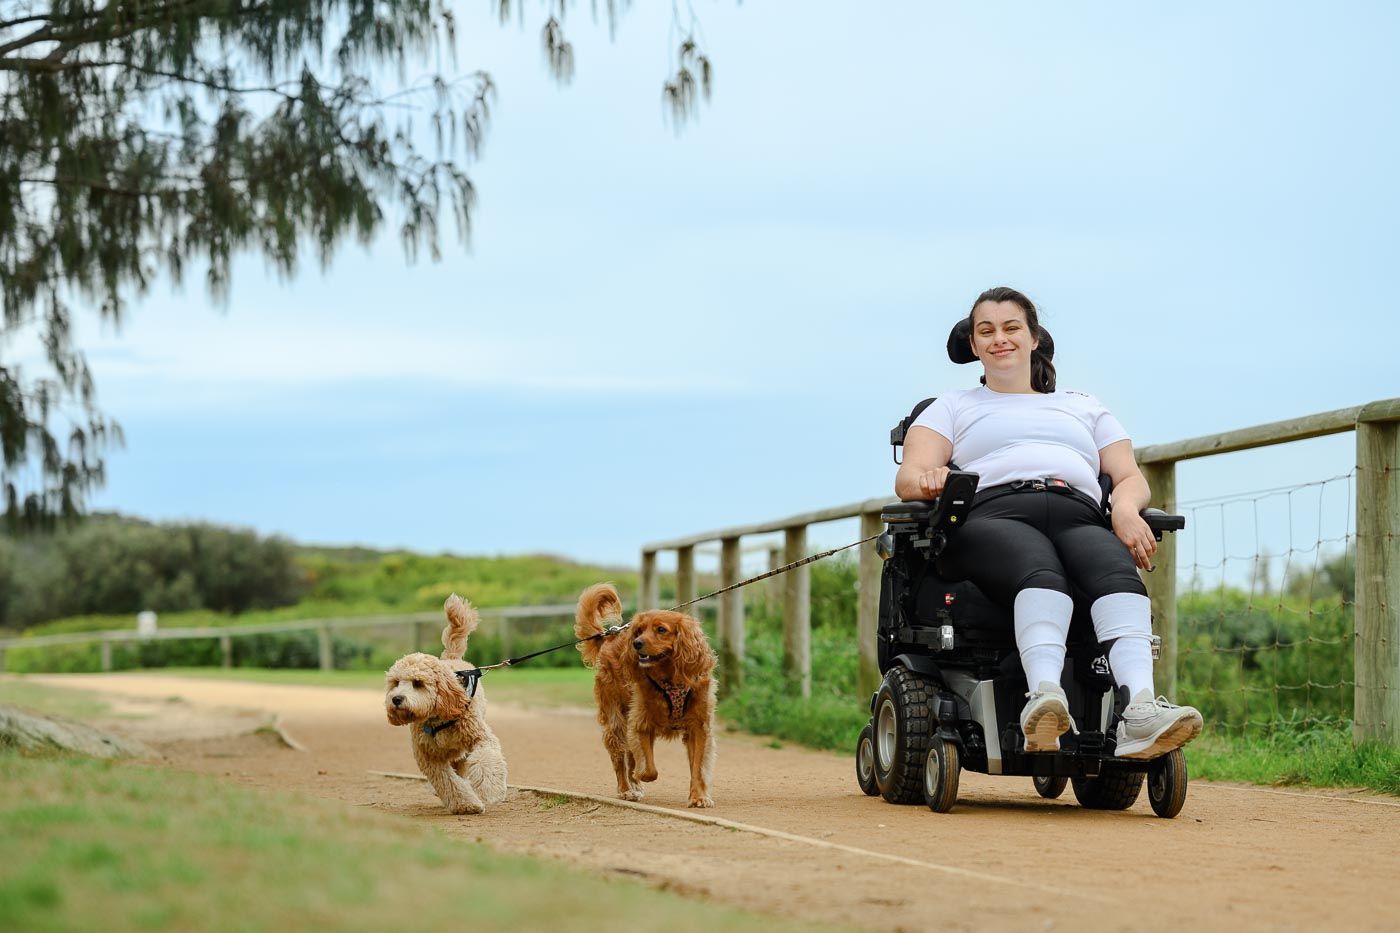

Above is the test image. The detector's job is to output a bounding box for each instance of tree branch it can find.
[0,22,51,56]
[20,175,212,197]
[0,12,58,31]
[0,53,303,97]
[0,0,261,62]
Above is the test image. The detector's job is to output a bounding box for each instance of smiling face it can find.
[970,300,1039,386]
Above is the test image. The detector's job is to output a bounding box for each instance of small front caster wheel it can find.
[1148,748,1188,819]
[923,738,961,813]
[856,723,879,797]
[1033,774,1069,799]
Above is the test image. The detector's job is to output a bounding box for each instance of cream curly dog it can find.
[384,594,508,814]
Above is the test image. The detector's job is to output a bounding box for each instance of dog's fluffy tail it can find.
[442,593,480,660]
[575,583,624,668]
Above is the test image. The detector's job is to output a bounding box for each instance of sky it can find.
[47,1,1400,576]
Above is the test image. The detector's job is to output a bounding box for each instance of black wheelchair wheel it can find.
[1071,768,1144,810]
[923,739,961,813]
[856,723,879,797]
[873,667,934,805]
[1147,748,1188,818]
[1033,774,1069,799]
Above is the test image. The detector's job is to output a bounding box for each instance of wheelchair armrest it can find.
[1141,508,1185,541]
[881,500,936,523]
[882,471,980,551]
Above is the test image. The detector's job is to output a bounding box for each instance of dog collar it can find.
[421,718,458,737]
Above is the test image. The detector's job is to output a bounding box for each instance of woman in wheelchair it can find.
[894,286,1202,761]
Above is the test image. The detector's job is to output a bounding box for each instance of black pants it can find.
[937,489,1146,608]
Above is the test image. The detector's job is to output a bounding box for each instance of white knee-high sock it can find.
[1013,589,1074,689]
[1090,592,1156,698]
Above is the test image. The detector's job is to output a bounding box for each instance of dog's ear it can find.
[670,614,715,690]
[432,663,469,720]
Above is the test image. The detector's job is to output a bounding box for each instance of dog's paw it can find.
[618,788,645,802]
[688,794,714,809]
[449,803,485,815]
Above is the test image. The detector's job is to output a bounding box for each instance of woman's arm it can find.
[894,427,954,500]
[1099,439,1157,570]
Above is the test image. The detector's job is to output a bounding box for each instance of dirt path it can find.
[27,672,1400,932]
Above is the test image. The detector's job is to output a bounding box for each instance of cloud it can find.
[75,299,742,410]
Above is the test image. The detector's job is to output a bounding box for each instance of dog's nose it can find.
[633,638,645,650]
[391,695,404,707]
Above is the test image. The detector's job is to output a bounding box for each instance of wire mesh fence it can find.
[1176,472,1355,736]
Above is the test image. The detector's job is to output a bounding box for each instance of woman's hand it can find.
[915,466,951,499]
[1112,504,1157,570]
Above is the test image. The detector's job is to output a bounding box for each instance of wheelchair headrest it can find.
[947,319,1055,364]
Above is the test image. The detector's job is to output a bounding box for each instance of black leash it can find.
[465,531,882,677]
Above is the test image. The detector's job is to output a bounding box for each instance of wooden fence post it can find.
[858,510,884,698]
[767,546,783,604]
[1355,417,1400,746]
[676,545,695,614]
[719,536,745,695]
[784,525,811,698]
[1140,459,1179,700]
[100,639,113,672]
[318,625,333,672]
[640,550,658,611]
[220,634,233,669]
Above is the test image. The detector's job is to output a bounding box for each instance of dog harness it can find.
[454,668,482,698]
[647,676,691,722]
[419,670,482,737]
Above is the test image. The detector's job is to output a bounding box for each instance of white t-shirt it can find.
[910,386,1129,504]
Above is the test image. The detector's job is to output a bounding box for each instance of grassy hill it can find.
[2,515,661,673]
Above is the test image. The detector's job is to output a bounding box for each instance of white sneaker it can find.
[1115,690,1204,760]
[1021,681,1077,753]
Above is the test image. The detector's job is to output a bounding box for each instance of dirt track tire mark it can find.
[369,770,1113,904]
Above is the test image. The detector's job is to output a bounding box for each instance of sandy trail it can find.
[25,672,1400,933]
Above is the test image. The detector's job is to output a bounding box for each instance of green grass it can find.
[1187,730,1400,796]
[132,665,599,708]
[719,679,866,754]
[0,678,111,720]
[0,749,816,933]
[14,552,647,640]
[718,627,867,754]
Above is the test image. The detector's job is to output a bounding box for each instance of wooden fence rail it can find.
[641,398,1400,746]
[0,605,578,673]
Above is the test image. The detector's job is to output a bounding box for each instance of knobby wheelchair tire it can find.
[1071,768,1145,810]
[873,666,935,805]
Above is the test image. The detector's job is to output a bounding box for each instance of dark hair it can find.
[966,286,1056,393]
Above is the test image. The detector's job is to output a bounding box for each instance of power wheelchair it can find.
[854,332,1190,818]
